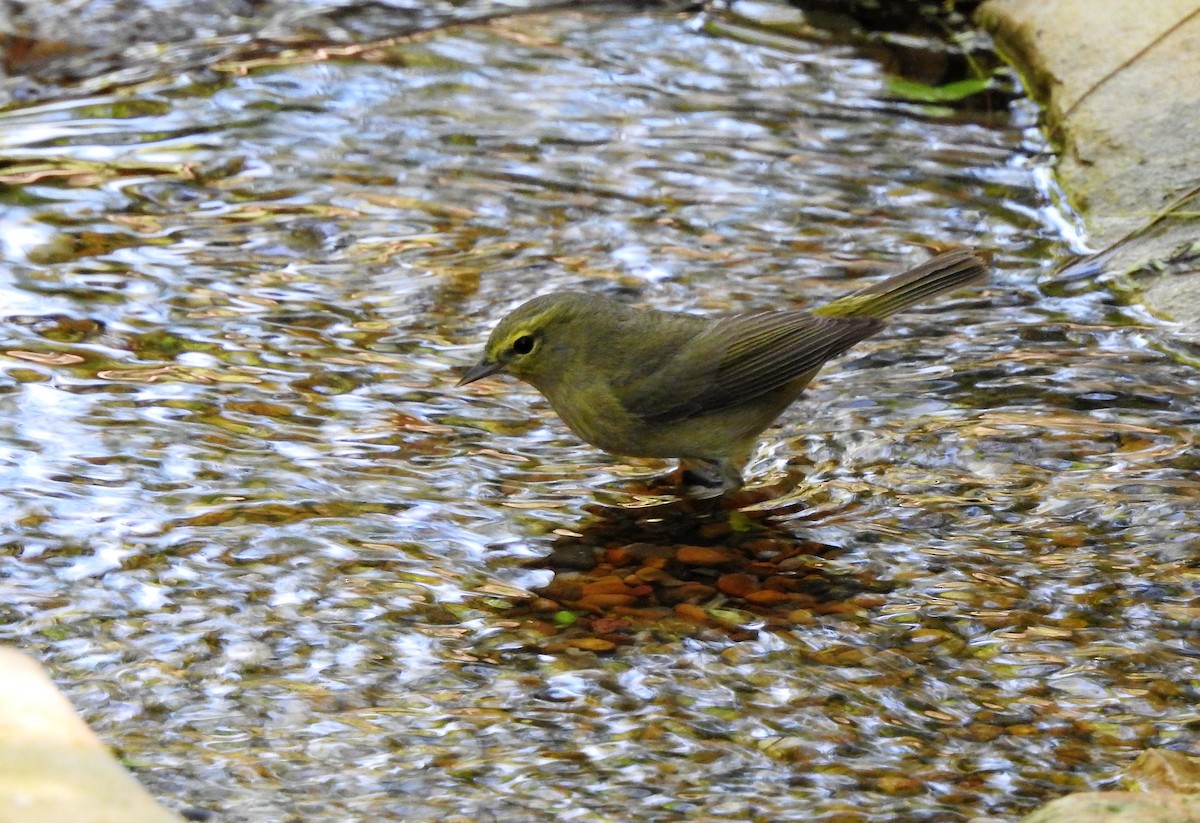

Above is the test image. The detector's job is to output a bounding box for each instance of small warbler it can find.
[459,248,987,494]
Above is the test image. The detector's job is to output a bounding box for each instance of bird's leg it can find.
[678,458,744,498]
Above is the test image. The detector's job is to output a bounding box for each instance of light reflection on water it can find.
[0,4,1197,823]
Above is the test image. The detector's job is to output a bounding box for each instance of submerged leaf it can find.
[885,75,994,102]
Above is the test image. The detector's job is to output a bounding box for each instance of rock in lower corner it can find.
[0,646,183,823]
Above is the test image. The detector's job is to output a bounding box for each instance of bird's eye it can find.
[511,335,535,355]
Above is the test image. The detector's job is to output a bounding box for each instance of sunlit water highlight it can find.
[0,5,1197,822]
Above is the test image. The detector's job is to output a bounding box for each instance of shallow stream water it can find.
[1,2,1197,821]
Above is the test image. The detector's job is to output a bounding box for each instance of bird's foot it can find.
[677,459,743,499]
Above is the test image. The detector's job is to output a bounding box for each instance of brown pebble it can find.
[745,589,793,605]
[581,576,638,597]
[639,723,665,742]
[624,543,675,560]
[786,608,815,625]
[743,562,779,577]
[676,546,737,565]
[612,606,671,620]
[624,544,681,563]
[576,594,637,611]
[876,775,923,796]
[538,577,584,602]
[698,521,732,539]
[632,567,677,584]
[716,573,760,598]
[567,637,617,652]
[816,601,861,615]
[674,603,709,623]
[590,615,628,635]
[1149,680,1182,698]
[776,555,817,571]
[604,547,633,566]
[657,581,717,605]
[527,620,558,636]
[966,723,1003,742]
[836,649,868,666]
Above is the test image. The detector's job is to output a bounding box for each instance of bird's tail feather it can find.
[813,248,989,319]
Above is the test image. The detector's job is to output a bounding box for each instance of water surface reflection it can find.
[1,4,1196,822]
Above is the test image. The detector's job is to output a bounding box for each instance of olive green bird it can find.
[458,248,987,494]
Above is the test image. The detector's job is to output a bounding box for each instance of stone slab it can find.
[978,0,1200,251]
[1022,791,1200,823]
[977,0,1200,326]
[0,647,182,823]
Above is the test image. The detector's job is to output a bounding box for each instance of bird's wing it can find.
[622,310,884,425]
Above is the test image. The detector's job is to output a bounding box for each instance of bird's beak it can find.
[456,358,503,386]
